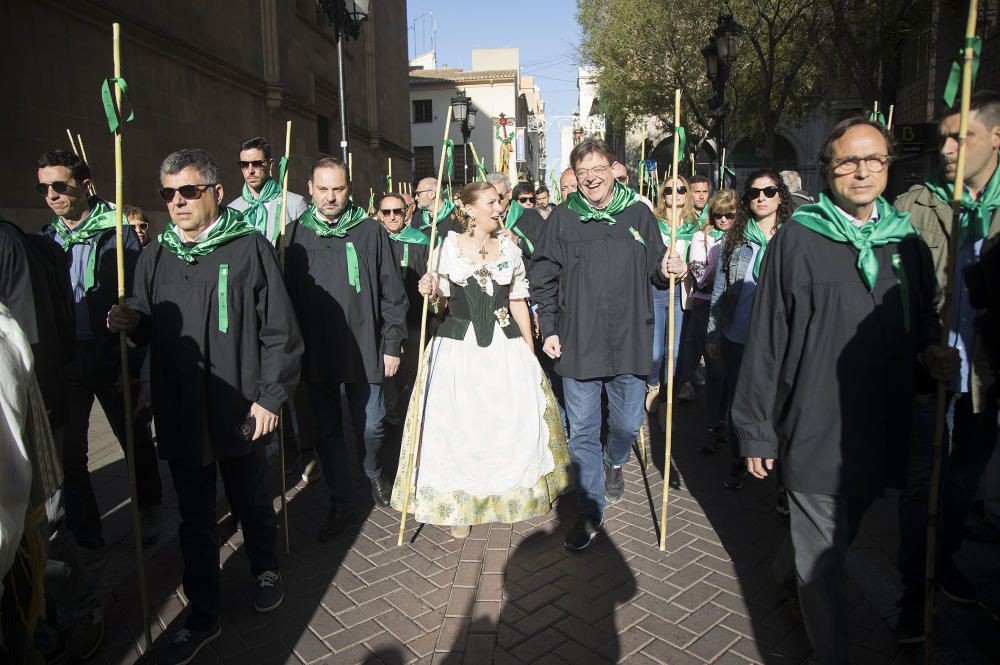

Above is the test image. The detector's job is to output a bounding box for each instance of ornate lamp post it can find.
[450,93,477,185]
[702,14,742,179]
[318,0,370,162]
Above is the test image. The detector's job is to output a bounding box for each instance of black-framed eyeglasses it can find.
[712,212,735,220]
[35,181,74,196]
[662,186,687,196]
[831,154,891,176]
[239,160,268,170]
[517,196,535,203]
[747,186,780,199]
[158,183,218,201]
[379,208,405,216]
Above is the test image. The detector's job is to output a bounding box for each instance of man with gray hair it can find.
[108,149,303,665]
[780,170,814,210]
[486,171,513,215]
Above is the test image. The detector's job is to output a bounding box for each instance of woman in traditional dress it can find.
[390,182,572,539]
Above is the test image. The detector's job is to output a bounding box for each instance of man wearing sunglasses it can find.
[123,204,152,246]
[284,157,407,541]
[412,176,459,237]
[36,149,164,556]
[228,137,308,245]
[532,138,682,551]
[377,192,430,427]
[108,149,304,664]
[731,118,951,664]
[892,90,1000,642]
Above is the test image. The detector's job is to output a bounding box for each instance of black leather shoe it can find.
[318,508,356,542]
[564,515,604,551]
[371,475,391,507]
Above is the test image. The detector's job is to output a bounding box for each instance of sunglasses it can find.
[747,186,780,199]
[517,196,535,203]
[130,221,149,231]
[35,181,74,196]
[712,212,735,220]
[662,186,687,196]
[158,183,217,201]
[379,208,405,216]
[239,160,268,170]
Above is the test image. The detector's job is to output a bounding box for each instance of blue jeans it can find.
[897,393,998,592]
[309,382,386,509]
[649,287,686,387]
[563,374,646,517]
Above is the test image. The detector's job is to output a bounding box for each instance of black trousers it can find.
[168,444,278,630]
[62,342,162,549]
[786,491,873,665]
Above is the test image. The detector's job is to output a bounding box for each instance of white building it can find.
[409,48,546,187]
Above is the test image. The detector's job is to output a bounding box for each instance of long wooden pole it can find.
[388,157,393,192]
[66,128,80,156]
[398,111,454,546]
[887,105,895,131]
[76,133,98,197]
[719,147,727,188]
[110,23,152,653]
[468,142,484,180]
[638,130,647,198]
[660,89,682,552]
[277,120,292,554]
[348,152,353,181]
[925,2,978,660]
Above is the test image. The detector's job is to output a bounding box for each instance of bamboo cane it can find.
[388,157,393,192]
[76,133,98,197]
[276,120,292,554]
[719,147,727,188]
[469,142,485,180]
[398,111,454,546]
[109,23,152,653]
[348,152,353,181]
[887,105,895,131]
[639,130,647,198]
[873,100,880,117]
[690,152,696,177]
[660,89,682,552]
[66,128,80,156]
[925,3,978,660]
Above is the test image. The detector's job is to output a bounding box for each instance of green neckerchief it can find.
[297,203,369,293]
[792,192,917,291]
[240,178,281,241]
[923,164,1000,246]
[53,199,118,291]
[388,225,430,246]
[504,201,535,253]
[697,206,709,224]
[565,182,639,225]
[708,227,725,241]
[742,218,772,280]
[418,198,457,231]
[158,207,257,264]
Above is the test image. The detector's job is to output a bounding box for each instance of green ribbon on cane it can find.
[443,139,455,180]
[943,37,982,108]
[101,77,135,133]
[674,126,686,162]
[869,110,887,126]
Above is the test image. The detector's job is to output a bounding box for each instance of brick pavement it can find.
[79,390,999,665]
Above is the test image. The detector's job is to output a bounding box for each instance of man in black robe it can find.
[376,192,429,425]
[731,118,954,665]
[532,138,678,550]
[36,149,163,553]
[284,157,408,541]
[108,149,303,665]
[412,176,458,237]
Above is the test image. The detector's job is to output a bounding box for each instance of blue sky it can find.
[405,0,583,173]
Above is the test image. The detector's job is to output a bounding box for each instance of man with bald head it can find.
[559,168,578,201]
[284,157,407,541]
[411,176,458,237]
[732,118,951,664]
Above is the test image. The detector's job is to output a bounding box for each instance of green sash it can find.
[923,165,1000,246]
[504,201,534,253]
[158,207,257,264]
[565,183,639,225]
[418,198,457,231]
[792,192,917,291]
[743,218,773,280]
[52,199,118,291]
[240,178,281,241]
[297,203,369,293]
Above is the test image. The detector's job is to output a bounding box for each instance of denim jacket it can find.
[706,240,755,343]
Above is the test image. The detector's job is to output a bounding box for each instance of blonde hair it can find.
[654,175,697,224]
[704,189,738,233]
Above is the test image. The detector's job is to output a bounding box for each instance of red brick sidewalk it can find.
[82,395,999,665]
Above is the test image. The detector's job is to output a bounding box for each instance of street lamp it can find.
[318,0,371,162]
[702,14,742,184]
[451,93,478,184]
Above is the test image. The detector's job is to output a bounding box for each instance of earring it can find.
[467,214,477,231]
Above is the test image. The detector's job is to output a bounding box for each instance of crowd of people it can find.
[0,89,998,665]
